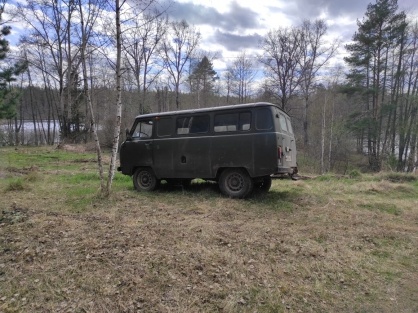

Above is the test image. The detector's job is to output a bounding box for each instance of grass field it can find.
[1,146,417,313]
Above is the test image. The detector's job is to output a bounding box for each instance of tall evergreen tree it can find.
[188,56,217,108]
[0,0,26,119]
[344,0,407,171]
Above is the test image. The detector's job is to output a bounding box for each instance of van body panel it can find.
[152,138,175,178]
[172,136,212,178]
[119,138,153,175]
[210,133,253,177]
[253,132,278,176]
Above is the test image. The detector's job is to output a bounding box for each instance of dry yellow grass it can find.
[0,147,417,312]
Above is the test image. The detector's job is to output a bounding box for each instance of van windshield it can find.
[132,120,153,138]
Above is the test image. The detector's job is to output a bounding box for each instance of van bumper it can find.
[275,167,293,174]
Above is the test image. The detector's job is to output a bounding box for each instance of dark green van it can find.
[118,102,297,198]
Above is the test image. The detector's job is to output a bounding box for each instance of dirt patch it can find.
[0,204,29,225]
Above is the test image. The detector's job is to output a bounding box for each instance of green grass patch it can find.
[253,190,297,212]
[60,172,101,184]
[383,173,417,183]
[375,269,402,283]
[371,249,391,259]
[358,202,402,215]
[64,185,99,212]
[314,174,335,181]
[0,147,97,171]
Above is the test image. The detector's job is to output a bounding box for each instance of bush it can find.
[5,179,27,191]
[348,169,362,179]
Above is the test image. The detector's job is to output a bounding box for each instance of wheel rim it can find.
[226,173,244,192]
[139,171,152,188]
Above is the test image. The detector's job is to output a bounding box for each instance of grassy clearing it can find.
[0,146,417,313]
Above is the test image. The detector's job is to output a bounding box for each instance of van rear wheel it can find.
[133,168,159,191]
[219,168,253,198]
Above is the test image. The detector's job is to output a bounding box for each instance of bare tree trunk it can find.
[105,0,123,196]
[328,92,335,172]
[320,93,326,174]
[26,68,39,146]
[303,95,309,148]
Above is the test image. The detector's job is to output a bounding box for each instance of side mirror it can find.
[125,128,132,141]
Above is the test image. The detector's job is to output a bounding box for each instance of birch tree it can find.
[103,0,163,195]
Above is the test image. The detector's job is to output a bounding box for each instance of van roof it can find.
[135,102,289,119]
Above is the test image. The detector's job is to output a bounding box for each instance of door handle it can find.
[145,142,152,150]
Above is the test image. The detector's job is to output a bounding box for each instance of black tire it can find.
[219,168,254,199]
[255,176,272,192]
[133,168,159,191]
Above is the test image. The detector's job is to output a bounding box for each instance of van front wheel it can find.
[219,168,253,198]
[133,168,159,191]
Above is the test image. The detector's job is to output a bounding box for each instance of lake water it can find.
[0,120,61,145]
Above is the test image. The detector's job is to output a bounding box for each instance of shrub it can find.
[5,179,27,191]
[348,169,362,179]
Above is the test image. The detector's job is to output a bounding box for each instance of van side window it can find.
[285,117,293,134]
[278,114,288,132]
[239,112,251,131]
[214,112,251,132]
[256,108,273,130]
[176,115,209,135]
[214,113,238,132]
[177,117,190,134]
[132,120,153,138]
[157,118,172,137]
[190,115,209,133]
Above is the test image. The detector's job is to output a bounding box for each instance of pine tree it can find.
[0,0,27,119]
[344,0,407,171]
[188,56,217,108]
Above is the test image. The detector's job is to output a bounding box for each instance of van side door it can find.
[173,115,211,178]
[152,117,175,178]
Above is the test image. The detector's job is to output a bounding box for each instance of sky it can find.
[164,0,418,73]
[5,0,418,80]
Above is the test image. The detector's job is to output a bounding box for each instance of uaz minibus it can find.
[118,102,297,198]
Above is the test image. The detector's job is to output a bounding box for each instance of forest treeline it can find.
[0,0,417,174]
